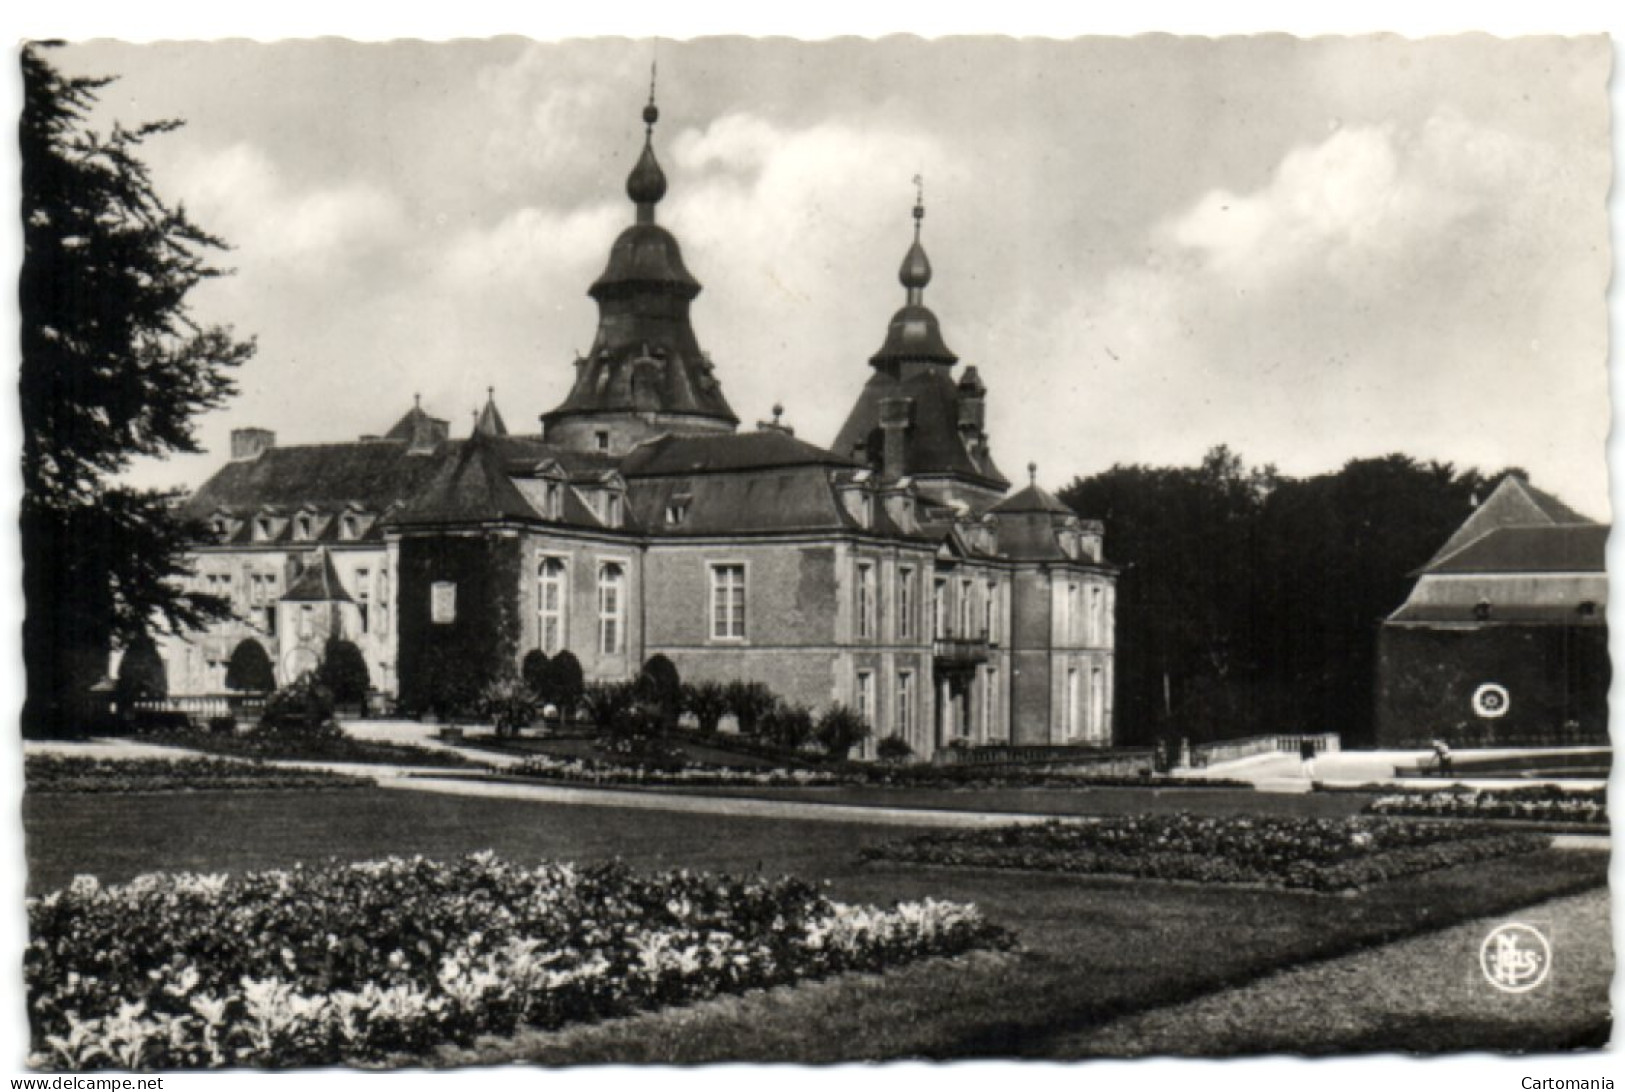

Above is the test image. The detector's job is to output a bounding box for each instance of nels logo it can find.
[1481,923,1551,993]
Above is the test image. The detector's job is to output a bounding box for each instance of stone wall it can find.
[1375,622,1610,747]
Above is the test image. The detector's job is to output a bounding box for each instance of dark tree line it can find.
[1059,448,1520,748]
[21,45,254,736]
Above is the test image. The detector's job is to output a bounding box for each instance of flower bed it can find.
[142,730,488,769]
[860,814,1550,893]
[504,752,1250,792]
[25,755,370,794]
[1364,785,1607,826]
[28,853,1007,1069]
[510,753,843,787]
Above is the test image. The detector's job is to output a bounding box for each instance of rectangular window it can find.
[986,579,999,643]
[897,670,914,738]
[856,562,875,639]
[377,570,389,636]
[598,563,625,655]
[539,558,566,655]
[958,578,974,638]
[711,563,746,640]
[1066,665,1080,738]
[984,666,999,739]
[897,566,916,640]
[933,578,948,640]
[1090,666,1105,739]
[299,604,314,639]
[856,670,875,757]
[431,581,457,624]
[355,567,371,635]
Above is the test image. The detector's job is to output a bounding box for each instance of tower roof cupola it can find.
[870,183,957,367]
[541,72,738,452]
[626,86,668,220]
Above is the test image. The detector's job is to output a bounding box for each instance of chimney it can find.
[231,428,276,461]
[879,397,913,480]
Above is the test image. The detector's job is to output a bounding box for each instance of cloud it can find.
[167,143,409,276]
[983,108,1610,516]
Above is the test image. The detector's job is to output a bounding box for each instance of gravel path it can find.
[1058,886,1613,1056]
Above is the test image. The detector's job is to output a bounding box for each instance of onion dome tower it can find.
[832,184,1009,511]
[541,78,738,455]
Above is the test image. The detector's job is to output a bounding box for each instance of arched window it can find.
[539,557,567,655]
[597,562,625,655]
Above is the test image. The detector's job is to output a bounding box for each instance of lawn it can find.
[22,787,1610,1061]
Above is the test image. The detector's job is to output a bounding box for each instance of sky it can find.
[5,8,1623,1092]
[45,32,1615,518]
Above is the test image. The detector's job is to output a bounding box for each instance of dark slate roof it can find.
[282,550,352,602]
[1423,524,1608,575]
[390,433,545,527]
[989,482,1071,515]
[475,397,508,437]
[620,430,858,478]
[185,440,450,544]
[1424,476,1598,569]
[1388,601,1606,625]
[383,404,447,441]
[629,466,854,536]
[870,302,957,366]
[831,366,1009,489]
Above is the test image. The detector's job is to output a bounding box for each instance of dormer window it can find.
[294,514,314,541]
[595,429,610,452]
[211,518,228,540]
[254,517,273,542]
[339,514,359,541]
[859,492,874,529]
[666,495,691,527]
[604,492,623,528]
[545,481,563,520]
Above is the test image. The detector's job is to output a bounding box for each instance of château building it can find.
[152,90,1118,758]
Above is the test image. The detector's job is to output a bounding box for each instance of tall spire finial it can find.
[898,175,933,303]
[644,58,659,133]
[1028,461,1038,486]
[414,392,421,410]
[628,59,668,221]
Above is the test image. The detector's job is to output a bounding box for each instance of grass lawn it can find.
[22,787,1610,1061]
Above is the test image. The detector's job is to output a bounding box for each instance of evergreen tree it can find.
[21,44,254,736]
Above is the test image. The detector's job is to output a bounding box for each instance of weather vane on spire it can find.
[644,57,659,133]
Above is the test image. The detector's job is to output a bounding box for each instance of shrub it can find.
[876,734,914,763]
[724,680,777,739]
[636,654,682,725]
[814,703,871,760]
[258,674,339,736]
[318,638,371,708]
[681,680,730,737]
[223,638,275,693]
[478,670,540,738]
[762,701,815,752]
[521,649,552,702]
[580,681,640,733]
[549,650,586,719]
[115,636,167,706]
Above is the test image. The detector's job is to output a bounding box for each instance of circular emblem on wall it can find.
[1472,682,1510,719]
[1480,922,1551,993]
